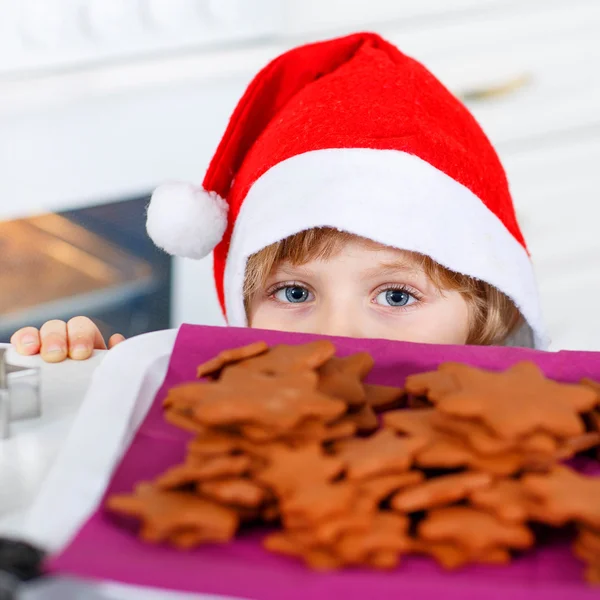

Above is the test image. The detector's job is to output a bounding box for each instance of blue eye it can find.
[274,286,312,304]
[375,289,416,307]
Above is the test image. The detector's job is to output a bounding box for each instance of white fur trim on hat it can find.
[147,182,228,259]
[223,148,548,349]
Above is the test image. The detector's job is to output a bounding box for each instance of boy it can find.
[11,32,546,362]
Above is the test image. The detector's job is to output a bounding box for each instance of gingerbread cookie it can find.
[391,471,492,513]
[178,370,346,432]
[521,465,600,528]
[281,482,357,527]
[469,479,534,523]
[257,443,344,497]
[196,341,269,379]
[432,362,596,439]
[318,353,373,408]
[231,341,336,375]
[404,369,460,400]
[411,539,511,570]
[335,428,426,480]
[341,403,379,435]
[358,471,425,510]
[198,478,267,508]
[418,506,534,554]
[335,512,410,566]
[155,455,254,489]
[363,384,405,412]
[107,483,239,544]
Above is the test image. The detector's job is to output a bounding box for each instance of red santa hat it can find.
[147,32,546,348]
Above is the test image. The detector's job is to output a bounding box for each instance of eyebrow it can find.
[361,260,424,279]
[271,257,424,279]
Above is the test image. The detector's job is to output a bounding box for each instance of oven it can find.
[0,196,171,342]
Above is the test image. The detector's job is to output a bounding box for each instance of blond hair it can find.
[244,228,522,345]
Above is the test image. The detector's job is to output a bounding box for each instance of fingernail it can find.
[45,344,64,354]
[21,335,37,346]
[70,344,89,360]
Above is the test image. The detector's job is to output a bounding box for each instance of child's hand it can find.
[10,317,125,363]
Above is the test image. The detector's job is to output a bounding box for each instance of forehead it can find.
[282,235,424,271]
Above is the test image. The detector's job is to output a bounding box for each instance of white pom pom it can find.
[146,182,228,259]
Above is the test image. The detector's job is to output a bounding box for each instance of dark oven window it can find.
[0,195,171,343]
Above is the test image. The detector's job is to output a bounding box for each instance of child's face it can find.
[248,239,470,344]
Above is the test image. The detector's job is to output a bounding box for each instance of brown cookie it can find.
[169,529,212,549]
[363,384,405,413]
[573,539,600,564]
[432,412,558,457]
[281,482,357,527]
[418,506,534,554]
[391,471,492,513]
[263,531,341,571]
[469,479,535,523]
[263,530,307,557]
[341,403,379,435]
[198,478,267,508]
[196,341,269,379]
[287,418,358,444]
[164,408,207,434]
[358,471,425,509]
[414,431,526,476]
[585,564,600,585]
[335,428,426,480]
[433,362,595,439]
[176,370,346,432]
[431,412,514,455]
[335,512,410,565]
[411,539,511,570]
[520,432,560,455]
[521,465,600,528]
[554,432,600,461]
[187,431,245,457]
[404,369,460,400]
[237,416,358,445]
[318,353,374,408]
[581,378,600,403]
[310,510,373,545]
[303,548,344,571]
[106,483,239,545]
[577,525,600,555]
[383,408,437,443]
[585,408,600,461]
[366,550,402,570]
[573,538,598,564]
[155,455,254,489]
[410,539,469,570]
[230,341,336,376]
[256,443,345,497]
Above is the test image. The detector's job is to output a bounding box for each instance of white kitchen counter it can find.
[0,329,177,542]
[0,345,107,536]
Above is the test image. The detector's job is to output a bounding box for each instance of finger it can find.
[10,327,41,355]
[108,334,126,349]
[67,316,105,360]
[39,320,68,363]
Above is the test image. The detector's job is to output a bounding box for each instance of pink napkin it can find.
[49,324,600,599]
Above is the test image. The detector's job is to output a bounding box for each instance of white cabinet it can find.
[0,0,282,75]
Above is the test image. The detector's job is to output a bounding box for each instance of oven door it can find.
[0,196,171,343]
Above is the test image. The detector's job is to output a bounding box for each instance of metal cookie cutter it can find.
[0,348,41,439]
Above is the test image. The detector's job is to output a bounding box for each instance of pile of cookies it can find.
[107,341,600,583]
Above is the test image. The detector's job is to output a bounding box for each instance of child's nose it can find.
[314,305,364,339]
